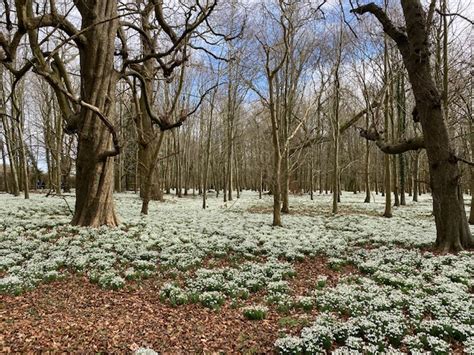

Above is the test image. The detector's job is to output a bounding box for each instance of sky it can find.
[1,0,472,171]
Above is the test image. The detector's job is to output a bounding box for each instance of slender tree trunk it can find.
[12,87,29,199]
[17,125,29,199]
[54,107,62,195]
[272,151,282,226]
[141,132,165,215]
[1,139,8,192]
[281,150,290,213]
[226,97,234,202]
[469,117,474,224]
[332,29,342,214]
[383,31,392,217]
[413,152,419,202]
[391,77,399,207]
[310,151,314,200]
[398,73,407,205]
[364,111,371,203]
[203,91,216,209]
[0,68,19,196]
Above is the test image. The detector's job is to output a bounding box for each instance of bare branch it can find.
[359,125,425,154]
[351,3,408,47]
[435,8,474,25]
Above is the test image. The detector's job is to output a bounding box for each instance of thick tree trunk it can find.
[355,0,473,249]
[399,0,471,250]
[72,1,119,227]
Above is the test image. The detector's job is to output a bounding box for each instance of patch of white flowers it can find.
[1,192,473,353]
[159,258,295,307]
[242,304,268,320]
[276,247,474,354]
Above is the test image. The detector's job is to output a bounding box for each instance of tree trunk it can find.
[469,118,474,225]
[281,151,290,213]
[72,1,119,227]
[141,132,165,215]
[383,29,392,217]
[272,151,282,226]
[1,139,8,192]
[355,0,472,250]
[413,152,419,202]
[364,111,371,203]
[0,68,20,196]
[398,73,407,206]
[139,139,164,201]
[401,1,471,250]
[54,108,63,195]
[332,29,342,215]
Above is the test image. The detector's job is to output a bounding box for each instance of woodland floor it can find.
[1,191,473,353]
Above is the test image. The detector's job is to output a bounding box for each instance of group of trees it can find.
[0,0,472,251]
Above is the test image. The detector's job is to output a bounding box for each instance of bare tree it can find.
[353,0,473,251]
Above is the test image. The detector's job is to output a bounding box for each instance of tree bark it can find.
[383,36,392,218]
[469,116,474,224]
[141,132,165,215]
[1,138,8,192]
[72,1,119,227]
[413,152,419,202]
[398,73,407,205]
[353,0,473,251]
[364,110,371,203]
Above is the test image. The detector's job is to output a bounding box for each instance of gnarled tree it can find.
[0,0,221,225]
[353,1,473,251]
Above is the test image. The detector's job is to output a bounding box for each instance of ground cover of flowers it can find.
[1,191,473,353]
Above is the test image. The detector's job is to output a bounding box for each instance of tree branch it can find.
[359,125,425,154]
[351,3,408,47]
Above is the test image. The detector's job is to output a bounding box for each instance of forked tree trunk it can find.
[72,1,119,227]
